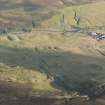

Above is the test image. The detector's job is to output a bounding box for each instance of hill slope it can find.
[0,0,101,9]
[0,0,105,32]
[42,1,105,28]
[1,31,105,94]
[0,29,105,104]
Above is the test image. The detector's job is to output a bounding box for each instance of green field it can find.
[42,1,105,28]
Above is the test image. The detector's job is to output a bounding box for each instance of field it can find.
[42,1,105,28]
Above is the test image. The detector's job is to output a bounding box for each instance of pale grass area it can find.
[0,63,56,92]
[2,31,103,57]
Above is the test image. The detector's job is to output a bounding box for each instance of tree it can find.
[59,14,67,34]
[73,9,81,26]
[2,28,8,34]
[32,20,36,28]
[22,27,31,33]
[60,14,65,29]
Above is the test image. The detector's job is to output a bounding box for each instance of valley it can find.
[0,0,105,105]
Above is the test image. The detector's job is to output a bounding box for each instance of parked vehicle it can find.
[88,31,105,41]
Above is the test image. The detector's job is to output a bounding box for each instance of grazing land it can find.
[0,0,105,105]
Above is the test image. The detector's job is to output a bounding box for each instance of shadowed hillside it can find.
[0,40,105,104]
[0,32,105,97]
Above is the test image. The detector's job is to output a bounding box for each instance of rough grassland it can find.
[0,31,105,88]
[0,30,105,104]
[42,1,105,28]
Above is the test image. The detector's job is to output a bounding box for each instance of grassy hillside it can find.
[42,1,105,28]
[0,30,105,104]
[0,1,104,33]
[0,31,105,93]
[1,1,105,105]
[0,7,54,32]
[0,0,102,8]
[0,63,56,91]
